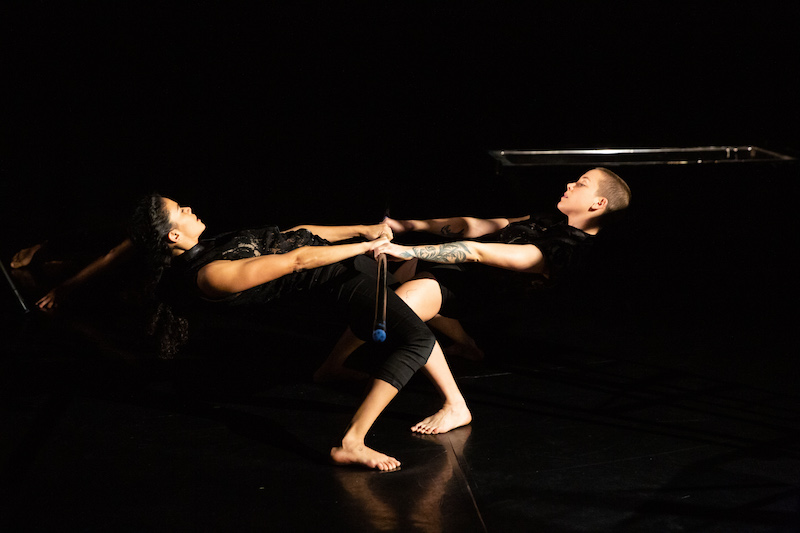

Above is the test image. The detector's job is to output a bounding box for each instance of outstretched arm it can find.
[284,222,392,243]
[385,215,529,239]
[37,238,136,309]
[197,237,388,298]
[376,240,546,274]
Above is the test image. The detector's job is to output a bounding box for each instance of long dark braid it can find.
[129,194,189,358]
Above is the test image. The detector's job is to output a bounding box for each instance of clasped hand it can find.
[372,240,411,261]
[363,222,394,241]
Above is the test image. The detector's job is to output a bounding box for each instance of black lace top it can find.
[166,226,345,307]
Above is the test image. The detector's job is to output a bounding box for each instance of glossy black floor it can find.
[2,242,799,533]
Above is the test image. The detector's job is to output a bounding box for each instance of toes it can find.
[411,424,437,435]
[376,459,401,471]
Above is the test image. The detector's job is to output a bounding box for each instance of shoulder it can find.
[553,222,595,244]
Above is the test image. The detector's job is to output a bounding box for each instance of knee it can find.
[395,277,442,316]
[400,324,437,362]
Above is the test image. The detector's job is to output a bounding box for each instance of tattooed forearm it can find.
[439,224,465,238]
[401,242,473,264]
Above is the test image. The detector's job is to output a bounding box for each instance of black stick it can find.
[372,253,388,342]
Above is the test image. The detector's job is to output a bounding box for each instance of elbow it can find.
[291,257,308,273]
[290,249,317,272]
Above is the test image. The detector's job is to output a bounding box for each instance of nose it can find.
[566,182,575,191]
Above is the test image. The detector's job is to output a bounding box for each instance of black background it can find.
[2,8,799,529]
[3,3,798,361]
[4,4,798,232]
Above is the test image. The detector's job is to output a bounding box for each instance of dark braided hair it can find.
[129,193,189,358]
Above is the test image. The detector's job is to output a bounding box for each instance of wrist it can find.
[403,245,419,259]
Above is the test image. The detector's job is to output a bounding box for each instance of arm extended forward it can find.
[376,240,546,274]
[197,238,385,298]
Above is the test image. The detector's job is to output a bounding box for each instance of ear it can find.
[167,229,181,244]
[590,197,608,212]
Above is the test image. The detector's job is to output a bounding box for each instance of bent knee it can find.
[395,279,443,320]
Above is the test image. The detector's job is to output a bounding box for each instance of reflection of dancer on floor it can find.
[129,194,471,471]
[333,425,472,532]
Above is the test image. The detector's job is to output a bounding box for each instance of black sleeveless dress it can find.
[166,226,435,390]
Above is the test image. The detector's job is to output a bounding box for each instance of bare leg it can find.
[413,342,472,434]
[319,274,472,435]
[391,275,442,322]
[330,378,402,471]
[314,327,370,383]
[393,276,472,434]
[319,330,471,434]
[314,259,417,382]
[428,315,485,361]
[314,273,437,383]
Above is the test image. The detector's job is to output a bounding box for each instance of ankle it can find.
[340,432,365,450]
[443,398,468,410]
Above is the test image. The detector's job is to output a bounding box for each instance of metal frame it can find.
[488,146,795,166]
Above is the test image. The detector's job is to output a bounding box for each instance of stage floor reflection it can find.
[2,305,799,532]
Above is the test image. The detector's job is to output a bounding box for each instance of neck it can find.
[171,238,200,257]
[567,215,601,235]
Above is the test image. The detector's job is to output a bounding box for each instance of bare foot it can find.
[330,441,401,471]
[411,401,472,435]
[443,339,485,361]
[10,244,43,269]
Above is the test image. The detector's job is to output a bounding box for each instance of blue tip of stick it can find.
[372,329,387,342]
